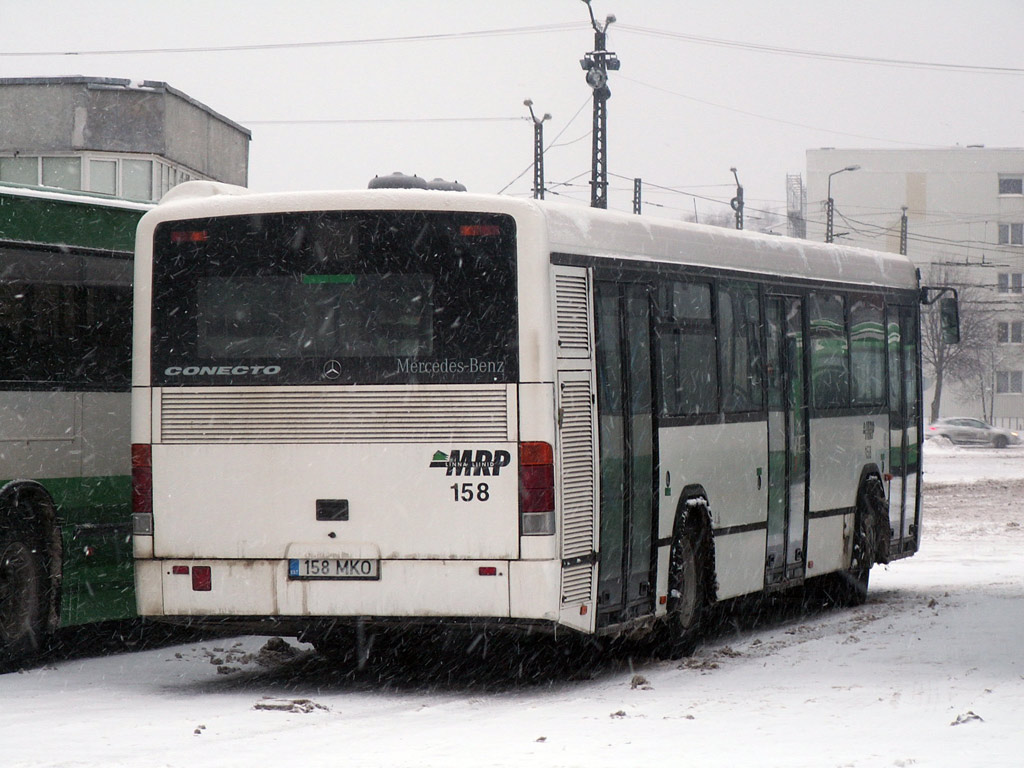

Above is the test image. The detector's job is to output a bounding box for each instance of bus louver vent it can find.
[561,562,593,605]
[559,378,596,560]
[160,386,510,444]
[554,272,591,357]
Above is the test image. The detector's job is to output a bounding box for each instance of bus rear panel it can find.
[132,204,569,635]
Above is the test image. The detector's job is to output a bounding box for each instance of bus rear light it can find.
[478,566,498,576]
[171,565,189,575]
[192,566,212,591]
[459,224,500,237]
[170,230,208,243]
[520,441,555,536]
[131,444,153,518]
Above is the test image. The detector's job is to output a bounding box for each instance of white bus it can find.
[132,181,940,657]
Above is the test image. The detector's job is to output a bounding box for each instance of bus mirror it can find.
[940,297,960,344]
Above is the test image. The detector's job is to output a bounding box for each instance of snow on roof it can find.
[145,185,917,291]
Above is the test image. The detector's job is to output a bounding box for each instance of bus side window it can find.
[850,294,885,406]
[655,281,717,416]
[718,282,763,412]
[808,291,850,409]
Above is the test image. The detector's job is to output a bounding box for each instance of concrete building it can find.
[806,147,1024,425]
[0,76,249,201]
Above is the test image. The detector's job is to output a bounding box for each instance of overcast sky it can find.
[3,0,1023,224]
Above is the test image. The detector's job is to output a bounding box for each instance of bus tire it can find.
[822,476,887,607]
[663,508,713,658]
[0,527,47,667]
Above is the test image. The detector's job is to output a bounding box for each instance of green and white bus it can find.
[0,183,148,664]
[131,181,942,657]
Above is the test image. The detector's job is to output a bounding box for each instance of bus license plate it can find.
[288,558,380,580]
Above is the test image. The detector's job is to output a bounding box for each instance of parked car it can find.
[926,417,1022,448]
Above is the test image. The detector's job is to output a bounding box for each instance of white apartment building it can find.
[806,147,1024,425]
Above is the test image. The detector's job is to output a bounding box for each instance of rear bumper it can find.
[135,557,562,623]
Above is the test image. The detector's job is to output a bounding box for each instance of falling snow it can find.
[1,441,1022,768]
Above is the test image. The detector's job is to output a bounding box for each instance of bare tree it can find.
[961,345,1003,422]
[920,263,995,422]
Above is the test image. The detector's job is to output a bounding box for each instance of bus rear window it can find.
[151,210,517,385]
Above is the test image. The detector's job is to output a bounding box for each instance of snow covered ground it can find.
[2,442,1022,768]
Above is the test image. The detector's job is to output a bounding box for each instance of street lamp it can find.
[580,0,619,209]
[730,167,744,230]
[524,99,551,200]
[826,164,860,243]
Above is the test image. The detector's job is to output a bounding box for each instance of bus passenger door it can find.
[765,296,809,585]
[887,305,920,555]
[594,280,656,626]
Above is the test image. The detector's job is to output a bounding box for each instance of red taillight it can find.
[519,441,555,514]
[519,468,555,512]
[131,443,153,516]
[478,566,498,576]
[520,441,555,535]
[459,224,500,237]
[520,441,553,466]
[171,565,189,575]
[192,566,212,591]
[170,230,208,244]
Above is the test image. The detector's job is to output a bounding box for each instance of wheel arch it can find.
[671,484,718,604]
[854,466,890,568]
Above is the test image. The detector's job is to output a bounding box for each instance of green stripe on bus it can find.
[0,192,145,252]
[5,475,132,524]
[302,274,357,284]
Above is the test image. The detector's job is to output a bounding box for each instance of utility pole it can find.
[580,0,619,209]
[899,206,908,255]
[826,164,860,243]
[730,167,744,230]
[524,99,551,200]
[633,178,642,214]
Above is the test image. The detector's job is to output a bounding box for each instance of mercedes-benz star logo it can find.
[322,359,342,380]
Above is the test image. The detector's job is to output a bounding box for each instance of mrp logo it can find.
[430,449,512,476]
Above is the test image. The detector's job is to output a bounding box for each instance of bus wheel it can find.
[0,531,46,667]
[824,477,887,607]
[663,519,711,658]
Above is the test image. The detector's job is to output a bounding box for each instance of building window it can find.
[998,321,1024,344]
[121,158,153,200]
[998,273,1024,293]
[996,370,1024,394]
[0,152,200,201]
[0,156,38,184]
[87,159,117,195]
[998,223,1024,246]
[999,175,1024,195]
[41,157,82,190]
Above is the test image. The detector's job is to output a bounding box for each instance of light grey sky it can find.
[3,0,1022,224]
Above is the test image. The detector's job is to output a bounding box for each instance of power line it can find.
[617,25,1024,76]
[618,75,949,148]
[246,116,524,125]
[0,22,588,57]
